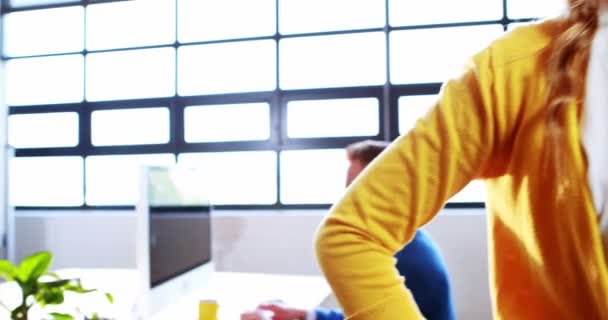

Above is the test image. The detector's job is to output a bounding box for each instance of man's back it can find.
[395,229,454,320]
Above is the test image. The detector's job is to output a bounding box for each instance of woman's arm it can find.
[315,47,502,319]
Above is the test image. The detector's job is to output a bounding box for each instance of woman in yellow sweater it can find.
[315,0,608,319]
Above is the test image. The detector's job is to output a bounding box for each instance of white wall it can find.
[15,209,492,320]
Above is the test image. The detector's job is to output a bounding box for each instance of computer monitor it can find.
[134,166,214,319]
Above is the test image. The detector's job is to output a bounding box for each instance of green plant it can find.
[0,251,113,320]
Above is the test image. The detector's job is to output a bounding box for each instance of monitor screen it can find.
[149,206,211,287]
[145,166,212,288]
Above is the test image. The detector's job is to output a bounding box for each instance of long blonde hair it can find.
[538,2,608,317]
[546,0,599,120]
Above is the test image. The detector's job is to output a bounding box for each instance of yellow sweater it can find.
[315,19,608,320]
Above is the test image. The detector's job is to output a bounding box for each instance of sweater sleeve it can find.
[315,47,500,319]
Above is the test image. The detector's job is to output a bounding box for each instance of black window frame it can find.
[2,0,537,212]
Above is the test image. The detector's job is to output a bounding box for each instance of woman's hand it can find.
[256,302,307,320]
[240,309,274,320]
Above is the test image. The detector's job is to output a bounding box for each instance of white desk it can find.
[0,269,331,320]
[150,272,331,319]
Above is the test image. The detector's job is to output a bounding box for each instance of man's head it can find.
[345,140,390,186]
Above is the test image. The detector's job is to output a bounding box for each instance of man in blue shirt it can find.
[241,140,455,320]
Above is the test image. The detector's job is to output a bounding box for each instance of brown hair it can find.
[546,0,599,121]
[345,140,390,165]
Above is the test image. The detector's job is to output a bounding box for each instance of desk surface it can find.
[0,269,331,320]
[151,272,331,319]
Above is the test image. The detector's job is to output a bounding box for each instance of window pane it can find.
[86,0,175,50]
[9,112,79,148]
[279,0,384,34]
[91,108,170,146]
[507,22,532,31]
[390,25,503,84]
[390,0,502,26]
[6,55,84,106]
[507,0,565,19]
[9,0,78,8]
[399,95,437,135]
[178,151,277,205]
[9,156,83,206]
[287,98,379,138]
[449,180,486,203]
[86,48,175,101]
[184,103,270,143]
[3,7,83,57]
[280,32,385,90]
[178,40,276,96]
[85,154,175,205]
[178,0,275,43]
[280,149,348,204]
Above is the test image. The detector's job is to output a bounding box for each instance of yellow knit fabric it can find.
[315,19,608,320]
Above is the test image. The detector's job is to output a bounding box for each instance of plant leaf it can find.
[105,292,114,304]
[40,278,71,288]
[64,281,96,294]
[49,313,74,320]
[36,287,64,306]
[0,260,18,281]
[46,272,61,280]
[20,282,34,298]
[17,251,52,283]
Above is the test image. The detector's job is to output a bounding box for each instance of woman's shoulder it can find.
[487,17,569,69]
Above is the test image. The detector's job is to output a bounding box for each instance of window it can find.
[507,22,533,31]
[10,156,84,206]
[86,0,175,50]
[279,0,384,34]
[3,6,83,57]
[390,0,502,26]
[280,149,348,204]
[9,0,79,9]
[85,154,175,205]
[390,25,504,84]
[178,40,276,96]
[398,95,437,135]
[178,151,277,205]
[507,0,566,19]
[91,108,170,146]
[6,0,541,209]
[178,0,275,43]
[287,98,379,138]
[9,112,79,148]
[86,48,175,101]
[450,180,487,203]
[6,55,84,106]
[280,32,386,89]
[184,103,271,143]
